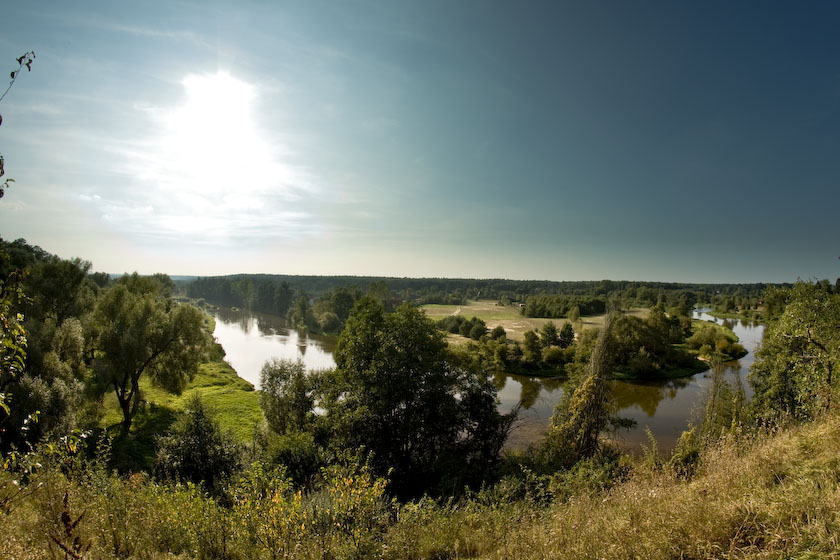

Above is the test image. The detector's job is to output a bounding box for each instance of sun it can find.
[160,72,267,207]
[109,71,315,244]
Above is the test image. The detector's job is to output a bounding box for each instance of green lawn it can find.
[100,355,262,471]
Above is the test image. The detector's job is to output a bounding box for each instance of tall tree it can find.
[558,322,575,348]
[94,279,209,430]
[542,312,620,468]
[323,298,513,498]
[750,281,840,422]
[540,321,560,347]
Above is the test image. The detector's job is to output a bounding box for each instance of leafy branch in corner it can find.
[0,50,35,199]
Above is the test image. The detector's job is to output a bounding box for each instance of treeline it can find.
[521,294,606,318]
[185,273,775,314]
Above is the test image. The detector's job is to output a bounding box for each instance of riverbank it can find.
[100,316,262,470]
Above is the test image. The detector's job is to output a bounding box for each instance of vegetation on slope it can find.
[2,232,839,558]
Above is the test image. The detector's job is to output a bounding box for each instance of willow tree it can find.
[95,277,209,430]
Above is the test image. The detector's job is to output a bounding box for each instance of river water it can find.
[498,309,764,451]
[211,307,336,387]
[211,306,763,453]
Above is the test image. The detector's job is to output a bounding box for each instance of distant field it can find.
[421,300,648,342]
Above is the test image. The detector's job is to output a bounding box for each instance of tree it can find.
[567,305,581,325]
[540,321,560,347]
[558,322,575,348]
[287,292,316,330]
[323,298,513,498]
[260,358,314,435]
[542,312,624,468]
[522,330,542,365]
[750,282,840,422]
[155,394,239,492]
[489,325,507,341]
[94,279,209,430]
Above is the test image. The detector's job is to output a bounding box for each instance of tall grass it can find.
[2,414,840,558]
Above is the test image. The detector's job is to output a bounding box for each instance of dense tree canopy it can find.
[322,298,513,498]
[750,281,840,422]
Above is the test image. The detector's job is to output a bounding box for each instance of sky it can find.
[0,1,838,283]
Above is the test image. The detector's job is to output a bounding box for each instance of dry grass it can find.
[5,411,840,558]
[479,416,840,559]
[382,414,840,559]
[422,301,648,342]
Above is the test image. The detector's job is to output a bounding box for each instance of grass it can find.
[382,414,840,559]
[422,300,648,342]
[100,351,262,470]
[8,412,840,558]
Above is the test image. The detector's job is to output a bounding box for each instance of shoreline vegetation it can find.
[427,300,747,381]
[6,238,838,558]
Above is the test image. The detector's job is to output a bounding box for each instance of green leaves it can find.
[94,279,210,428]
[750,282,840,422]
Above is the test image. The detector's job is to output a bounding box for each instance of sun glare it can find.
[122,72,311,241]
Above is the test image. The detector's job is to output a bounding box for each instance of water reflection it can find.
[211,305,764,454]
[211,307,336,389]
[496,308,765,452]
[611,377,692,417]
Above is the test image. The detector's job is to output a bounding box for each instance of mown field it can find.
[421,300,648,342]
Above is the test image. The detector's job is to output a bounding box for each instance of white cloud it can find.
[95,72,321,246]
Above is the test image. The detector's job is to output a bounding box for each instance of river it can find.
[211,306,336,386]
[498,309,764,451]
[211,306,764,453]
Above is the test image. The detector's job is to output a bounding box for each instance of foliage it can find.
[437,314,487,340]
[541,312,621,469]
[539,320,559,347]
[325,298,513,498]
[155,394,240,492]
[522,294,606,318]
[286,292,318,330]
[558,321,574,348]
[0,270,27,419]
[686,323,747,360]
[259,358,315,435]
[750,281,840,423]
[232,458,389,558]
[94,275,210,429]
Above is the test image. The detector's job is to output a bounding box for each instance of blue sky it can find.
[0,1,837,282]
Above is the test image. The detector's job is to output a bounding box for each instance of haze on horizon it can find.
[0,1,838,284]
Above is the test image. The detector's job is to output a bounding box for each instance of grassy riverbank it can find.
[99,315,262,470]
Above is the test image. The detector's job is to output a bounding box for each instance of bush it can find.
[155,394,239,492]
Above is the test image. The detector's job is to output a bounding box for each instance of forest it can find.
[1,235,839,558]
[185,273,772,325]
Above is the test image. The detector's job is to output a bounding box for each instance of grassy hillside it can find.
[5,413,839,558]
